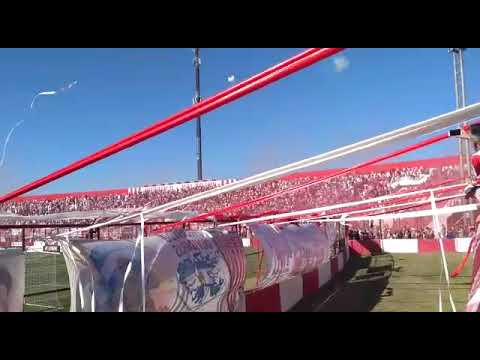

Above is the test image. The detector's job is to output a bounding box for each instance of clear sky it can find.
[0,48,479,195]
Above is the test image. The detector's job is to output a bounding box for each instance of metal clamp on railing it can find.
[449,128,462,137]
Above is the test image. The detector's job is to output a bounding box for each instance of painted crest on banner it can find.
[63,229,245,312]
[176,249,226,309]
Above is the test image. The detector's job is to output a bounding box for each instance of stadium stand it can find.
[0,156,468,246]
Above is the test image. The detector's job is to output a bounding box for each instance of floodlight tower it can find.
[193,48,203,180]
[449,48,470,179]
[449,48,472,228]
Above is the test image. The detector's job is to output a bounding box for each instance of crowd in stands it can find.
[348,222,475,241]
[0,185,220,216]
[0,161,471,241]
[0,163,461,216]
[185,164,458,217]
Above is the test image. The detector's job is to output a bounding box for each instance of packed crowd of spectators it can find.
[0,163,461,217]
[348,222,475,241]
[0,184,221,216]
[0,159,473,251]
[1,162,476,247]
[185,164,458,217]
[0,162,468,237]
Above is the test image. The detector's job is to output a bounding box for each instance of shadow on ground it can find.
[291,253,394,312]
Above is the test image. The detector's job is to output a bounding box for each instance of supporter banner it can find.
[0,250,25,312]
[128,179,237,194]
[62,229,245,312]
[390,174,430,189]
[249,223,336,289]
[123,229,245,312]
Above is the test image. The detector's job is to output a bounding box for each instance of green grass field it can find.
[21,250,474,312]
[372,253,472,312]
[24,253,70,312]
[308,252,473,312]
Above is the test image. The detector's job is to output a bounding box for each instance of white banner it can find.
[0,250,25,312]
[249,223,337,289]
[390,174,430,189]
[128,179,238,194]
[62,228,246,312]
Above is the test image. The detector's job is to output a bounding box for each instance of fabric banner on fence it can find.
[0,249,25,312]
[249,223,336,289]
[62,228,246,312]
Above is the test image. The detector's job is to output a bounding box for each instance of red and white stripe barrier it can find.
[238,250,348,312]
[348,238,472,255]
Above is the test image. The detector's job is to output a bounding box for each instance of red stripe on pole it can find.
[0,48,344,204]
[451,236,477,277]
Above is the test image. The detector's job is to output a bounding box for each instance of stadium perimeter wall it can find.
[348,238,472,255]
[239,247,349,312]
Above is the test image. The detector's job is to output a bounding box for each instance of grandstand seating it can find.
[0,156,468,244]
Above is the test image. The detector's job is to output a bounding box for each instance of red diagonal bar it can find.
[0,48,344,204]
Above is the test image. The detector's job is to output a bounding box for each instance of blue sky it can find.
[0,48,479,195]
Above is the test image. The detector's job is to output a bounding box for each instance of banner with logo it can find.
[390,174,430,189]
[122,229,246,312]
[0,250,25,312]
[62,228,246,312]
[249,223,336,289]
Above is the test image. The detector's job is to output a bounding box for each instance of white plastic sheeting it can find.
[0,210,198,224]
[249,223,337,289]
[0,249,25,312]
[61,228,246,312]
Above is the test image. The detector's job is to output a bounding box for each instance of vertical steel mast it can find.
[449,48,472,227]
[193,48,203,180]
[449,48,469,179]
